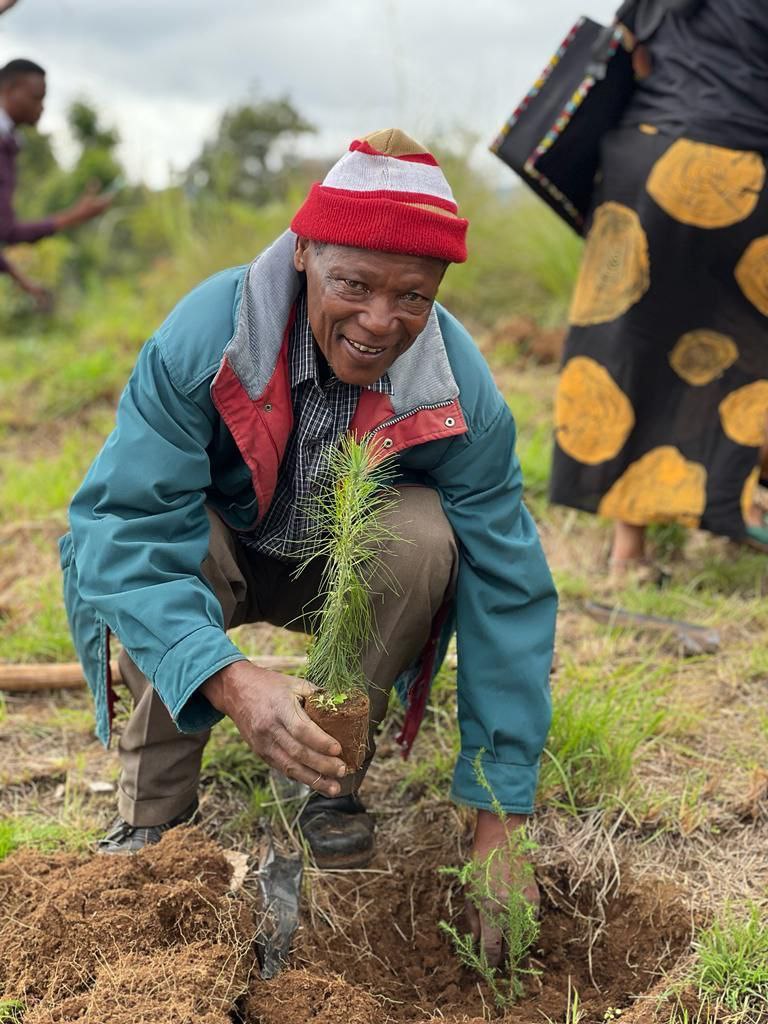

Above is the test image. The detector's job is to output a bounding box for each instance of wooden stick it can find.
[0,654,458,693]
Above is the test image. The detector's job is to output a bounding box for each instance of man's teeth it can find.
[346,337,383,354]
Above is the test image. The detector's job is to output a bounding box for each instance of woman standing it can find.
[550,0,768,573]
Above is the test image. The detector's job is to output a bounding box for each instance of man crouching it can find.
[61,128,557,963]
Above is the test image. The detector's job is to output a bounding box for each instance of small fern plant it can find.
[297,434,400,707]
[439,754,541,1006]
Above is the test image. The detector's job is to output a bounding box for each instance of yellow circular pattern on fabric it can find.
[598,447,706,527]
[741,467,760,526]
[646,140,765,229]
[735,236,768,316]
[569,202,650,326]
[668,329,739,386]
[719,380,768,446]
[555,356,635,464]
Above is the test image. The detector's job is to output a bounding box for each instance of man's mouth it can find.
[341,335,385,357]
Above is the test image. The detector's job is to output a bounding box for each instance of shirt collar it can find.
[0,108,15,139]
[289,289,393,395]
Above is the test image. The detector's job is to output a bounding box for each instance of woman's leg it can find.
[610,521,647,564]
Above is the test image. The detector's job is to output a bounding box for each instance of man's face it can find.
[5,73,46,126]
[294,238,446,387]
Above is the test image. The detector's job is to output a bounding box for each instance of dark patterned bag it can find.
[490,1,704,234]
[490,13,636,235]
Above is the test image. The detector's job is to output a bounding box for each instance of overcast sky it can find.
[1,0,618,187]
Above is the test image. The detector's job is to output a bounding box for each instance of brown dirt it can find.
[483,315,566,367]
[305,690,369,771]
[0,811,694,1024]
[0,827,256,1023]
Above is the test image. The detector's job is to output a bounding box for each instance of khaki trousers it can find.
[116,486,458,826]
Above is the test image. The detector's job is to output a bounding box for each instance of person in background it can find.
[550,0,768,574]
[0,58,112,309]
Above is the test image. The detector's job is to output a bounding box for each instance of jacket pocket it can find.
[59,533,112,746]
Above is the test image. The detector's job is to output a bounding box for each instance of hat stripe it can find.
[321,187,458,215]
[323,150,456,204]
[350,138,439,165]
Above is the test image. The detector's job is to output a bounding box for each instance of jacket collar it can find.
[224,229,460,415]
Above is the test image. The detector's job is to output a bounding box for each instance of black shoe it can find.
[96,799,199,854]
[298,792,375,868]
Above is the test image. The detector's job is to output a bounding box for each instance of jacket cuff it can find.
[154,624,247,733]
[450,751,540,816]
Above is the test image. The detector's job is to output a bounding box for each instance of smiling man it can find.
[61,129,557,962]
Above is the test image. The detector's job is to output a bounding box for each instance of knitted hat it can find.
[290,128,468,263]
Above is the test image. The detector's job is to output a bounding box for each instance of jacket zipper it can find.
[365,398,456,438]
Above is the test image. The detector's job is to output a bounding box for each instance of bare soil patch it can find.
[0,814,692,1024]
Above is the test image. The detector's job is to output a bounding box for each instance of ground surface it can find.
[1,317,767,1022]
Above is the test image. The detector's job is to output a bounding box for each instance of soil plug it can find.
[295,435,400,772]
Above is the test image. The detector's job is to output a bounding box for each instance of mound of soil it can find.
[0,827,255,1023]
[0,816,692,1024]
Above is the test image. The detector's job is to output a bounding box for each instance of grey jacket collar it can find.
[224,230,459,416]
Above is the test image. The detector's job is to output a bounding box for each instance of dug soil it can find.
[0,814,692,1024]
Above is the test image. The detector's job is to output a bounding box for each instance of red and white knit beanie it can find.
[291,128,468,263]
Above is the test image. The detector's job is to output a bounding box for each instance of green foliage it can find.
[691,905,768,1018]
[539,660,668,813]
[0,815,97,860]
[0,1000,24,1024]
[439,754,540,1006]
[186,95,314,204]
[201,719,269,792]
[298,436,400,702]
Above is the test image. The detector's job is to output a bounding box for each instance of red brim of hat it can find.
[290,184,468,263]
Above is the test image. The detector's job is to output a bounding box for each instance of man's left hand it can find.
[465,809,540,967]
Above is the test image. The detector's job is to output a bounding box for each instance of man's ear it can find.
[294,236,310,272]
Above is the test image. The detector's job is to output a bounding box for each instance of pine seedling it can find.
[296,434,400,706]
[439,753,540,1006]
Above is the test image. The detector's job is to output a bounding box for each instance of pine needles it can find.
[296,434,400,704]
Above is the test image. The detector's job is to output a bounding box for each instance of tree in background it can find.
[186,95,314,204]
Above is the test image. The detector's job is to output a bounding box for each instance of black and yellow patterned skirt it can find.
[550,126,768,539]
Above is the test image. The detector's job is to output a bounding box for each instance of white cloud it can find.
[0,0,618,186]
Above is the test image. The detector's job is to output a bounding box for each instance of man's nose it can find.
[358,296,395,337]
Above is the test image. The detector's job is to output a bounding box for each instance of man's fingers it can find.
[265,740,341,798]
[283,692,345,758]
[273,724,346,779]
[480,916,504,968]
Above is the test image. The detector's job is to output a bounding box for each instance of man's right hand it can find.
[53,184,113,230]
[200,660,346,798]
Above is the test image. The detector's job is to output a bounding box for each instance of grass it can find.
[0,1001,24,1024]
[692,905,768,1019]
[539,659,669,815]
[0,814,98,860]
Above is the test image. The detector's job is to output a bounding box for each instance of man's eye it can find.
[402,292,427,303]
[343,279,366,291]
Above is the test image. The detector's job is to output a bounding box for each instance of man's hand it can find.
[200,660,347,797]
[53,183,113,231]
[466,809,540,968]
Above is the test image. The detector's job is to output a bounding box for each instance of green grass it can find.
[667,906,768,1023]
[0,568,75,663]
[539,659,669,814]
[201,718,270,792]
[0,1000,24,1024]
[0,814,98,860]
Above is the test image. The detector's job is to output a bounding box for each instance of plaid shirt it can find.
[238,289,392,562]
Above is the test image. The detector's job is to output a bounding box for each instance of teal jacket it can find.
[61,231,557,814]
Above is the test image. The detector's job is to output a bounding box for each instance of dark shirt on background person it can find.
[623,0,768,153]
[0,108,55,273]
